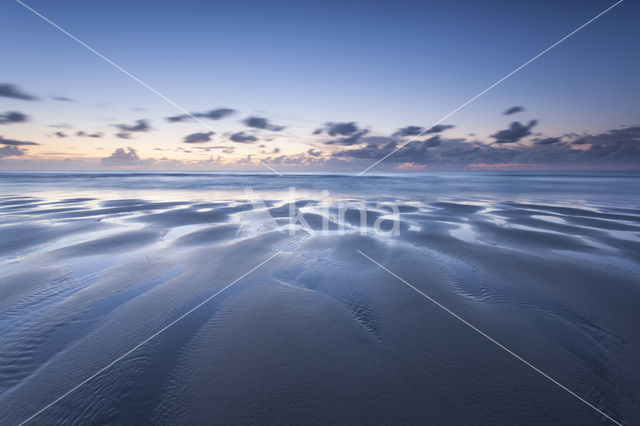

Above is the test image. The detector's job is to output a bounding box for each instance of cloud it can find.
[333,138,487,167]
[394,124,455,137]
[166,108,236,123]
[114,119,151,132]
[115,132,132,139]
[0,135,39,146]
[425,124,455,134]
[503,106,525,115]
[331,134,448,163]
[393,125,424,137]
[101,147,142,164]
[325,124,640,169]
[324,129,369,146]
[314,121,369,145]
[0,83,38,100]
[0,134,37,158]
[54,131,67,138]
[534,137,561,145]
[184,131,214,143]
[0,111,28,124]
[307,148,322,157]
[327,122,358,136]
[229,131,257,143]
[331,142,394,160]
[424,135,442,147]
[51,96,75,102]
[0,145,26,158]
[572,126,640,146]
[243,116,285,131]
[568,126,640,160]
[491,120,537,143]
[76,131,103,138]
[315,122,360,136]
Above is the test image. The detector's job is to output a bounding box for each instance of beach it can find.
[0,171,639,425]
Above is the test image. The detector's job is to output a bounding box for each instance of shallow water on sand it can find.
[0,172,639,425]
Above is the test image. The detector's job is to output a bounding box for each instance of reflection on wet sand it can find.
[0,173,639,425]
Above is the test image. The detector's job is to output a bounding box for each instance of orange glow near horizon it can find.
[394,162,427,170]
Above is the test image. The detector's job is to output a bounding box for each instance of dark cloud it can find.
[568,126,640,161]
[393,125,423,137]
[0,135,39,146]
[572,126,640,146]
[424,135,442,147]
[166,108,236,123]
[0,83,38,101]
[114,119,151,132]
[0,145,26,158]
[51,96,75,102]
[243,116,285,131]
[328,122,358,136]
[394,124,455,137]
[332,134,449,163]
[195,108,235,120]
[534,137,561,145]
[315,121,360,136]
[115,132,132,139]
[503,106,525,115]
[229,131,257,143]
[491,120,537,144]
[101,147,141,164]
[324,129,369,146]
[54,131,67,138]
[332,142,395,160]
[332,137,504,168]
[314,121,368,145]
[0,134,35,158]
[0,111,28,124]
[327,124,640,169]
[184,131,214,143]
[307,148,322,157]
[425,124,455,134]
[76,131,103,138]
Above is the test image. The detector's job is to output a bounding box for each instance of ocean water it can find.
[0,171,639,425]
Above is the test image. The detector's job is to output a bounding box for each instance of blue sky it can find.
[1,0,638,170]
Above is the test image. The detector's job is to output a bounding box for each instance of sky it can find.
[1,0,639,172]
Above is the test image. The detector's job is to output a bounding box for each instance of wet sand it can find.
[0,172,639,425]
